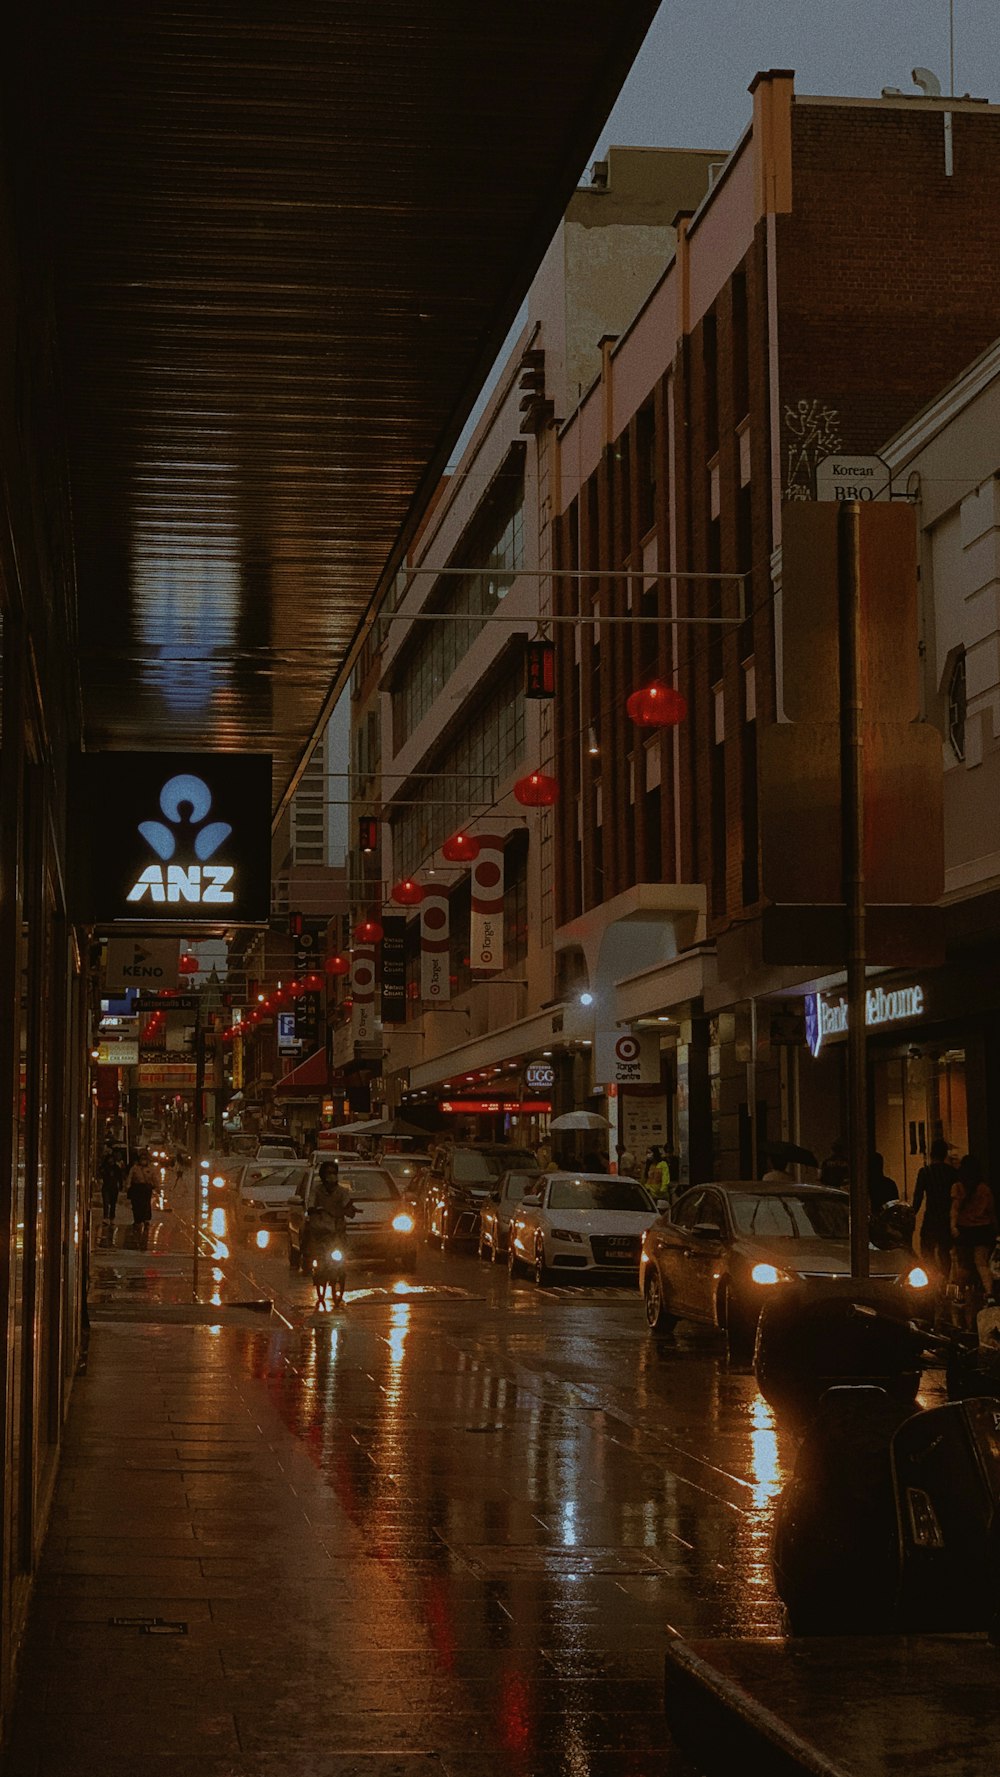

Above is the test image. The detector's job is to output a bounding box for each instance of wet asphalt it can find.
[8,1177,798,1775]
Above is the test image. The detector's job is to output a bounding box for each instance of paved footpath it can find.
[4,1182,797,1775]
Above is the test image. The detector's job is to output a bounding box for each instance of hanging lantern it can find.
[391,878,424,907]
[442,831,480,863]
[178,952,198,975]
[353,919,384,945]
[325,953,350,977]
[513,770,559,808]
[626,681,688,727]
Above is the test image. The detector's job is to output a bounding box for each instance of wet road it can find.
[76,1183,797,1774]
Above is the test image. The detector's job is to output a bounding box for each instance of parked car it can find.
[508,1173,658,1286]
[639,1181,932,1360]
[478,1169,544,1261]
[424,1144,539,1250]
[232,1161,310,1239]
[286,1163,418,1274]
[256,1139,298,1160]
[382,1153,432,1195]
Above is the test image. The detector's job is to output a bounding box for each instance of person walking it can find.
[912,1138,955,1278]
[820,1139,849,1191]
[868,1152,898,1216]
[645,1147,672,1205]
[98,1145,123,1222]
[618,1149,638,1178]
[125,1149,158,1250]
[950,1155,997,1301]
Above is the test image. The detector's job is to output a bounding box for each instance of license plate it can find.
[605,1238,633,1252]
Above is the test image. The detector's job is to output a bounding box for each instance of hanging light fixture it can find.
[513,770,559,807]
[391,878,425,907]
[626,681,688,727]
[442,831,480,863]
[325,953,351,977]
[353,919,383,945]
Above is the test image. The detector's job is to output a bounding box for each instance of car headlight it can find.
[331,1248,344,1263]
[392,1213,415,1234]
[751,1261,793,1286]
[551,1228,584,1243]
[244,1198,267,1210]
[905,1265,931,1290]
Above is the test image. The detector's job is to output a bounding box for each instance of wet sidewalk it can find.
[5,1197,704,1775]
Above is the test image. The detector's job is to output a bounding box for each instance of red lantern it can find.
[325,953,350,977]
[442,831,480,863]
[513,770,559,807]
[353,919,383,945]
[391,878,424,907]
[626,681,688,727]
[178,952,198,975]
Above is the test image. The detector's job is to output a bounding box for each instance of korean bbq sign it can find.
[72,753,271,926]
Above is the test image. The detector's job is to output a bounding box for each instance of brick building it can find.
[552,72,1000,1182]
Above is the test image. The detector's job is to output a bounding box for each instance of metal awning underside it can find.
[8,1,659,816]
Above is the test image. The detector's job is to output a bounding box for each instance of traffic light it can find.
[524,638,555,699]
[358,816,378,854]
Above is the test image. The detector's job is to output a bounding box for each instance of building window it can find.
[948,648,967,762]
[391,457,525,744]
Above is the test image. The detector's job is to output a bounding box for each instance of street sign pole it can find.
[839,501,870,1279]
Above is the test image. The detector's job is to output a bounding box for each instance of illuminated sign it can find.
[441,1100,551,1114]
[806,982,925,1057]
[72,753,271,926]
[97,1041,139,1066]
[525,1062,555,1089]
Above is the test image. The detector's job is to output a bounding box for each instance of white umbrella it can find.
[549,1111,611,1132]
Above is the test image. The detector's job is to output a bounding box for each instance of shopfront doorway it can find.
[873,1045,968,1201]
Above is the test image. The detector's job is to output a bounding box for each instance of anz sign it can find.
[72,752,271,926]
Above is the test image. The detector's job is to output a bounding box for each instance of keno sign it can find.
[594,1028,660,1087]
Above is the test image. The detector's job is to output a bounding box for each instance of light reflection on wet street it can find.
[29,1194,800,1775]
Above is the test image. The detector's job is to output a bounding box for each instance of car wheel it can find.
[644,1266,677,1334]
[534,1241,552,1288]
[721,1284,757,1366]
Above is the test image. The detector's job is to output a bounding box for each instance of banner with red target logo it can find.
[420,890,450,1003]
[470,834,504,974]
[594,1027,660,1086]
[350,943,377,1047]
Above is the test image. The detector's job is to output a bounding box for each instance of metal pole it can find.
[839,501,869,1279]
[747,996,758,1179]
[192,1007,204,1304]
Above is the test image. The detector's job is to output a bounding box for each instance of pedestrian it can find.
[762,1149,793,1183]
[535,1136,553,1172]
[912,1138,955,1278]
[868,1151,898,1215]
[820,1138,849,1191]
[618,1148,638,1178]
[173,1145,187,1190]
[645,1146,672,1203]
[125,1148,158,1250]
[98,1145,123,1221]
[582,1148,609,1173]
[950,1155,997,1301]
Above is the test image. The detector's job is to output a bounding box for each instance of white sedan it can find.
[508,1173,658,1286]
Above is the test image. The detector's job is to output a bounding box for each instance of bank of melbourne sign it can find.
[72,753,271,926]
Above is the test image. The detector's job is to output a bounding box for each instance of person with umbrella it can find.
[763,1141,818,1182]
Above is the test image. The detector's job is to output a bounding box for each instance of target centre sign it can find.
[594,1028,661,1086]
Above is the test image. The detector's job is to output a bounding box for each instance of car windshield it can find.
[547,1178,654,1213]
[452,1150,536,1182]
[242,1166,309,1197]
[729,1191,851,1240]
[338,1171,399,1201]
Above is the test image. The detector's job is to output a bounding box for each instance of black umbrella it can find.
[767,1140,818,1169]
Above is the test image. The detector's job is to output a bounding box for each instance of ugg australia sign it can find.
[71,753,271,926]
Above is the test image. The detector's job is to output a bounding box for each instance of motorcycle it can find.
[771,1301,1000,1635]
[310,1242,347,1309]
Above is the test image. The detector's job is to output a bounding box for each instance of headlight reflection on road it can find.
[748,1393,782,1511]
[256,1230,270,1249]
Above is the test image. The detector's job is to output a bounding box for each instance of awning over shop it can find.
[274,1049,328,1097]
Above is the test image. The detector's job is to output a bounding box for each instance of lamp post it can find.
[839,501,869,1280]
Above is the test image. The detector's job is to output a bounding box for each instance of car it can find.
[232,1162,311,1238]
[508,1173,658,1286]
[422,1144,540,1250]
[255,1140,298,1160]
[381,1153,432,1195]
[478,1169,544,1261]
[639,1181,933,1361]
[285,1164,418,1273]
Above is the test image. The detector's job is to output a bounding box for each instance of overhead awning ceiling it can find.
[274,1048,329,1097]
[7,1,660,818]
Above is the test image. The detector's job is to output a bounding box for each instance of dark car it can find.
[424,1144,539,1251]
[639,1181,931,1361]
[478,1169,545,1261]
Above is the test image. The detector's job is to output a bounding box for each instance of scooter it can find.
[771,1303,1000,1635]
[310,1243,347,1309]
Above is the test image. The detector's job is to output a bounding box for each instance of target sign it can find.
[594,1027,660,1085]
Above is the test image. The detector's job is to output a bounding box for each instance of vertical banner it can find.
[380,916,406,1024]
[294,990,321,1047]
[420,890,450,1003]
[470,834,504,973]
[350,944,377,1048]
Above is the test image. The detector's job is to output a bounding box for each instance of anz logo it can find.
[127,774,235,905]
